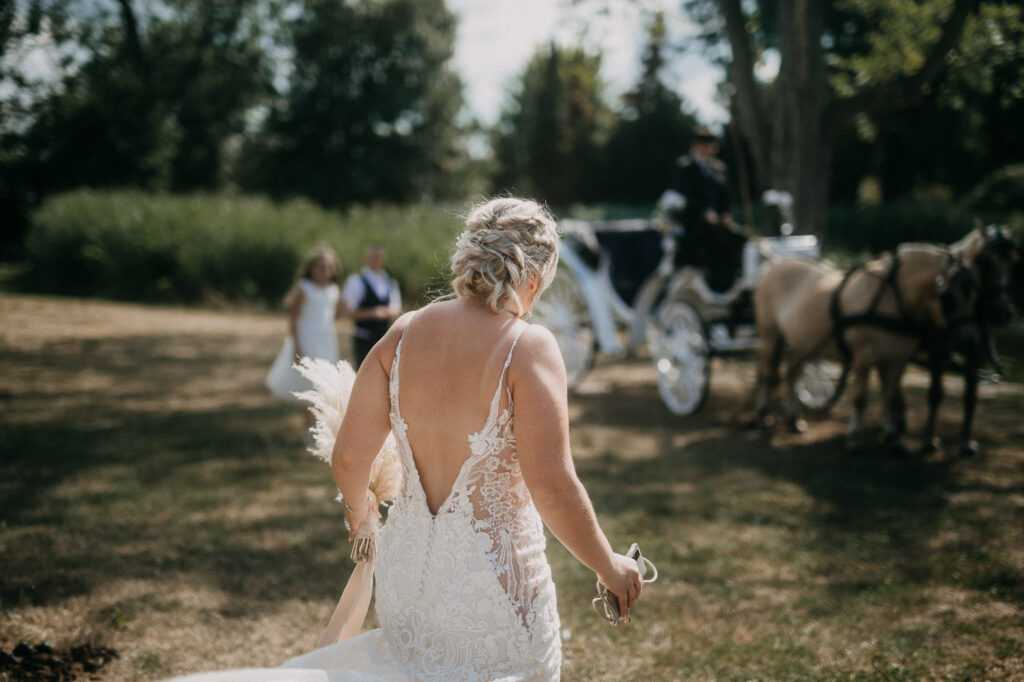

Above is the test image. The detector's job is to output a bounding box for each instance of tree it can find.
[600,13,698,204]
[841,3,1024,206]
[237,0,465,206]
[148,2,274,190]
[491,43,609,207]
[1,0,175,246]
[685,0,986,234]
[0,1,272,211]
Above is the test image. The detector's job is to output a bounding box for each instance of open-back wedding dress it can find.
[175,325,562,682]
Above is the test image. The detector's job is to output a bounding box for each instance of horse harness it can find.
[829,250,974,365]
[974,227,1017,308]
[968,227,1019,376]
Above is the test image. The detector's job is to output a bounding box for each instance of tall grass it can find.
[24,191,464,306]
[23,191,1021,308]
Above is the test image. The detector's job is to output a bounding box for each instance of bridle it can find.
[973,228,1017,313]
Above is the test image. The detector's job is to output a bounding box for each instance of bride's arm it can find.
[511,325,644,613]
[331,315,410,536]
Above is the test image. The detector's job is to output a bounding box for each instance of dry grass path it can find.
[1,294,1022,680]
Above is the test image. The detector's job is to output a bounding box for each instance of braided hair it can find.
[450,198,560,316]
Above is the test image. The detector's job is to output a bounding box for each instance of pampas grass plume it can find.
[293,358,403,503]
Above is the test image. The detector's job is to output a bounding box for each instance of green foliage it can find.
[23,191,462,305]
[830,0,953,95]
[237,0,467,207]
[1,1,271,192]
[0,0,467,251]
[0,1,273,251]
[491,43,610,207]
[681,0,1023,238]
[824,198,975,254]
[145,2,275,191]
[960,163,1024,220]
[598,13,698,204]
[830,3,1024,202]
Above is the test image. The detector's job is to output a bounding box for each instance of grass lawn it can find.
[1,294,1022,681]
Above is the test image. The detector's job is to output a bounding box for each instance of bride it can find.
[174,198,644,681]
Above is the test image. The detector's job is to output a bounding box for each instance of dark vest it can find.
[356,273,391,341]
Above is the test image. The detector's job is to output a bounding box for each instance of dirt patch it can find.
[1,641,119,681]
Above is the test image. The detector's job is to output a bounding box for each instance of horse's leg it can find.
[782,357,808,434]
[754,324,784,431]
[890,363,907,436]
[959,352,981,458]
[921,351,944,454]
[879,360,910,456]
[846,359,871,452]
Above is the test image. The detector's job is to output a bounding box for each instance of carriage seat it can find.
[561,219,665,306]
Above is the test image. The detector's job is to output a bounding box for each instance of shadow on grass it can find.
[568,371,1024,604]
[1,329,354,618]
[1,404,355,610]
[4,314,1024,679]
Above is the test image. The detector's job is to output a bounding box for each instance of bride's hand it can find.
[597,553,644,618]
[345,490,382,541]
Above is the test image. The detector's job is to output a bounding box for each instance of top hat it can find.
[691,126,718,143]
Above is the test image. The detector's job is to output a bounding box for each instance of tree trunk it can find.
[719,0,829,234]
[714,0,978,237]
[774,0,828,234]
[116,0,145,70]
[717,0,769,186]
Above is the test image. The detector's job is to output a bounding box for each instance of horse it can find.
[753,243,978,453]
[922,225,1019,457]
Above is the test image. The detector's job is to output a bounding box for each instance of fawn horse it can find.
[753,243,978,453]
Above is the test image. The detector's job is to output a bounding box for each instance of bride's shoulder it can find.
[515,322,558,353]
[370,310,418,369]
[508,323,564,381]
[391,310,418,335]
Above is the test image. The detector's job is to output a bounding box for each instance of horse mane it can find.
[897,242,952,259]
[949,224,1001,261]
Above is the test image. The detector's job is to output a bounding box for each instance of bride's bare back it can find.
[391,298,526,514]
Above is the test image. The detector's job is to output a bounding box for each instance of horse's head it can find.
[936,259,979,330]
[972,225,1019,327]
[934,258,982,356]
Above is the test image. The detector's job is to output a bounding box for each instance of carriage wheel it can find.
[791,359,846,417]
[531,266,595,388]
[651,300,711,416]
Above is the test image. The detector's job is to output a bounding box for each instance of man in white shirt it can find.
[343,244,402,366]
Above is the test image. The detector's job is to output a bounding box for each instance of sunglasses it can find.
[592,543,659,626]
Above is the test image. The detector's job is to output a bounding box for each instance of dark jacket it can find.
[670,154,731,227]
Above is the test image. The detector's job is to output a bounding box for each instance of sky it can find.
[447,0,729,127]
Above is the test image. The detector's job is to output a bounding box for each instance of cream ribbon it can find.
[316,557,375,647]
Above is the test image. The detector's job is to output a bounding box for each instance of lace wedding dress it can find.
[174,327,562,682]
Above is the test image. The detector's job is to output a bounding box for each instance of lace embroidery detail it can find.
[373,324,561,681]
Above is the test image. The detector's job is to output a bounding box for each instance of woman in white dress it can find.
[266,246,344,425]
[177,198,643,681]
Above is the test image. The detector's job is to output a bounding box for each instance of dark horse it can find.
[923,225,1020,457]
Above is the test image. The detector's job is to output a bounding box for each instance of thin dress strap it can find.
[389,317,413,420]
[485,325,528,420]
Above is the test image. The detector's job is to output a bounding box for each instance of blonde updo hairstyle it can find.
[451,198,560,317]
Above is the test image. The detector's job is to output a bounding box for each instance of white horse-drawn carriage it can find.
[532,193,844,416]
